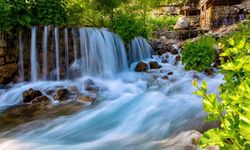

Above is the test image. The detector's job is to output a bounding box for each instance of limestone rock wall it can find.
[0,27,78,85]
[0,34,18,84]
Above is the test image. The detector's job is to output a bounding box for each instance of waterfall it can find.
[64,28,70,79]
[129,37,153,63]
[79,28,128,78]
[30,26,38,82]
[72,28,78,62]
[43,26,49,80]
[18,32,24,82]
[54,27,60,81]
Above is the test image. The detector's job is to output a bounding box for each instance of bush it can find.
[111,12,150,43]
[0,0,32,33]
[181,36,216,72]
[30,0,68,25]
[148,15,179,31]
[193,36,250,149]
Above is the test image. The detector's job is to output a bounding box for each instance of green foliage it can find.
[0,0,67,33]
[0,0,32,33]
[30,0,68,25]
[111,12,150,42]
[181,36,216,72]
[148,15,179,31]
[193,35,250,149]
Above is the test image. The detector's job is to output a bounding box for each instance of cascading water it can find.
[129,37,153,63]
[42,26,49,80]
[64,28,70,79]
[54,27,60,81]
[79,28,128,78]
[18,32,24,82]
[72,28,78,62]
[0,27,223,150]
[30,26,38,82]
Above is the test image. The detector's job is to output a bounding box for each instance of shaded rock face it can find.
[0,63,18,85]
[135,62,148,72]
[174,16,190,30]
[23,88,42,103]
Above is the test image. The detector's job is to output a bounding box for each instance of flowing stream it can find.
[0,27,223,150]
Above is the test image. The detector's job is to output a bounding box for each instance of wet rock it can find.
[193,74,200,80]
[54,88,70,101]
[159,130,201,149]
[85,80,98,92]
[205,68,214,76]
[32,96,50,105]
[76,95,95,104]
[135,62,148,72]
[0,102,83,132]
[84,79,95,86]
[23,88,42,103]
[69,86,80,95]
[149,61,160,69]
[162,59,168,63]
[166,44,179,55]
[167,72,174,76]
[174,55,181,65]
[174,16,189,30]
[162,76,169,80]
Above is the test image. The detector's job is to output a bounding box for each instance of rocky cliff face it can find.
[0,27,78,85]
[0,34,18,84]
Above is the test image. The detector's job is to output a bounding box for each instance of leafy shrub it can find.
[148,15,179,31]
[0,0,32,33]
[30,0,68,25]
[193,36,250,149]
[181,36,216,72]
[111,12,150,42]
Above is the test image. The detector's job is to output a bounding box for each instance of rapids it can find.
[0,27,223,150]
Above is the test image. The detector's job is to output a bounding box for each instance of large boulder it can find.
[23,88,42,103]
[174,16,189,30]
[135,62,148,72]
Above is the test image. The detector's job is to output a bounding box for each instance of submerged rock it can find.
[0,102,83,132]
[135,62,148,72]
[23,88,42,103]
